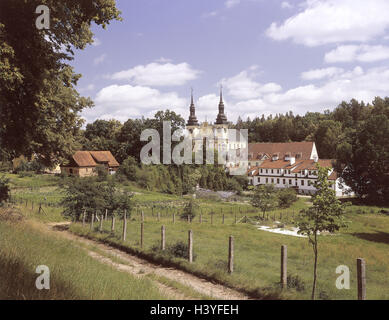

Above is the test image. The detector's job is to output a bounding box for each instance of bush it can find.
[95,165,108,181]
[117,156,138,181]
[287,274,305,292]
[166,241,197,261]
[180,198,198,220]
[278,188,298,208]
[0,175,10,205]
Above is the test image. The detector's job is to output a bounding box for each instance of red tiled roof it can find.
[72,151,97,167]
[89,151,120,167]
[291,159,334,173]
[66,151,119,167]
[248,142,314,160]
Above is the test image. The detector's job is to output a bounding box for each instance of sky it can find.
[72,0,389,124]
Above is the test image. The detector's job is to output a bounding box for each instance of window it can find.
[271,169,274,174]
[266,169,268,174]
[309,170,311,175]
[277,178,280,184]
[277,169,280,174]
[283,179,286,184]
[289,179,292,185]
[266,178,268,183]
[301,180,305,186]
[260,169,262,173]
[271,178,274,183]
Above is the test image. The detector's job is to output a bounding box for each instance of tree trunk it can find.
[311,231,318,300]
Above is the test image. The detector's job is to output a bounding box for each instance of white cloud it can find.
[301,67,344,80]
[221,67,282,100]
[110,62,201,87]
[84,84,187,122]
[225,0,241,9]
[93,54,107,65]
[266,0,389,46]
[238,66,389,116]
[325,45,389,63]
[281,1,293,9]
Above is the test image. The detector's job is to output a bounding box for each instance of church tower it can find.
[186,88,199,126]
[215,86,228,125]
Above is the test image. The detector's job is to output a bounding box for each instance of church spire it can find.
[215,85,228,125]
[187,88,199,126]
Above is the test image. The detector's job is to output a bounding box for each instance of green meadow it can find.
[4,173,389,300]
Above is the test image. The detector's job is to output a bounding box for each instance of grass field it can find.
[5,173,389,300]
[68,204,389,300]
[0,218,166,300]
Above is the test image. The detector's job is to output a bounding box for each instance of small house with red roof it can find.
[60,151,120,177]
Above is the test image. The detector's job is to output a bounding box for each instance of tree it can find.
[0,175,10,205]
[314,120,343,158]
[336,109,389,205]
[0,1,121,166]
[118,156,138,181]
[181,198,198,220]
[61,178,107,221]
[278,188,297,208]
[297,164,347,300]
[251,184,279,218]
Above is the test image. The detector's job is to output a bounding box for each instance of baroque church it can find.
[185,88,247,161]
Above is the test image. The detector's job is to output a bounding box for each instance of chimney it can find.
[290,157,295,165]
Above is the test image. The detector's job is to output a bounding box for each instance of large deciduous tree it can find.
[336,98,389,204]
[0,0,121,166]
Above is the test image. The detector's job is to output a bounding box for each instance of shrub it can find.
[0,175,10,205]
[287,274,305,292]
[166,241,197,261]
[278,188,298,208]
[180,198,198,220]
[117,156,138,181]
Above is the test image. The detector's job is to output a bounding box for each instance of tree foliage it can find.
[297,164,347,300]
[0,0,121,166]
[61,177,132,221]
[251,184,279,217]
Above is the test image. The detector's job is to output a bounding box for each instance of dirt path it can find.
[47,222,251,300]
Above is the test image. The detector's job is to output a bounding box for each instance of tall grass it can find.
[0,219,165,300]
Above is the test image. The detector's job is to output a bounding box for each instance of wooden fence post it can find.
[140,222,144,248]
[158,212,160,222]
[281,245,287,289]
[99,214,103,232]
[228,236,234,273]
[235,213,237,224]
[90,213,94,231]
[111,215,115,232]
[161,225,166,251]
[199,213,202,224]
[188,230,193,263]
[222,214,225,224]
[122,210,127,241]
[211,213,213,225]
[172,212,175,224]
[105,209,108,221]
[357,258,366,300]
[82,210,86,227]
[187,214,190,223]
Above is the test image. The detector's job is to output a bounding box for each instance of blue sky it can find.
[72,0,389,124]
